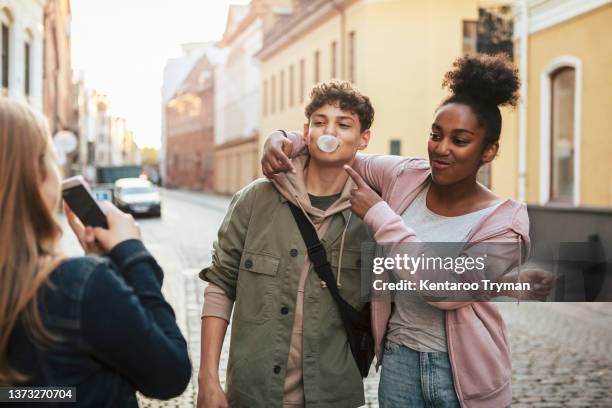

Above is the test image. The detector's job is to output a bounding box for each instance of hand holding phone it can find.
[62,176,107,228]
[64,203,105,255]
[62,176,141,253]
[65,200,142,253]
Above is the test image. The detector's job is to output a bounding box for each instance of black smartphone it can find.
[62,176,108,228]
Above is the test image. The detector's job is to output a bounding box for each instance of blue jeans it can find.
[379,341,460,408]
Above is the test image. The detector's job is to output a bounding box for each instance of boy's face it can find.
[303,103,371,166]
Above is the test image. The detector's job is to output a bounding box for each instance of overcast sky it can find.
[71,0,250,149]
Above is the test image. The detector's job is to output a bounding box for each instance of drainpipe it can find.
[330,0,346,79]
[518,0,528,202]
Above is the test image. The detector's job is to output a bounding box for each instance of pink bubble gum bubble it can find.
[317,134,339,153]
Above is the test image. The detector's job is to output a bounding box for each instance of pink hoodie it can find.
[284,131,529,407]
[355,154,529,408]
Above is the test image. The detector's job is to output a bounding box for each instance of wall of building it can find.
[215,18,262,145]
[214,136,259,195]
[166,55,216,191]
[525,4,612,207]
[492,108,520,200]
[161,42,211,186]
[348,0,479,158]
[0,0,44,110]
[43,0,73,134]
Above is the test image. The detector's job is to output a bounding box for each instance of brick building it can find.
[165,49,221,190]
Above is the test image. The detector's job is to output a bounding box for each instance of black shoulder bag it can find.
[288,203,375,377]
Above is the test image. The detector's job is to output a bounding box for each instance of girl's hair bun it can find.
[442,53,520,108]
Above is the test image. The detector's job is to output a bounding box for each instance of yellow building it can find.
[256,0,611,207]
[515,0,612,208]
[257,0,526,193]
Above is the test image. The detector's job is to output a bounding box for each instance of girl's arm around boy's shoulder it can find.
[284,129,427,195]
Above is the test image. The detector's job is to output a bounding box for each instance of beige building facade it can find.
[515,0,612,208]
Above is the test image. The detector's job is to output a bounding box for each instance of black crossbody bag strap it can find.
[289,203,345,296]
[288,203,374,377]
[288,203,348,307]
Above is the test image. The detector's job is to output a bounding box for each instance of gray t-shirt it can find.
[386,186,500,352]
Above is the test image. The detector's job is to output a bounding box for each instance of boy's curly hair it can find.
[305,81,374,131]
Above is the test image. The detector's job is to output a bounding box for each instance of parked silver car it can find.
[113,178,161,217]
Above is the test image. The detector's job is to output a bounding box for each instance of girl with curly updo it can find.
[263,53,552,407]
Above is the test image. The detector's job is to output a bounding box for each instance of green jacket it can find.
[200,178,372,408]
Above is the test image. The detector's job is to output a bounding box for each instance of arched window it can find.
[1,8,13,95]
[550,67,575,203]
[539,56,581,206]
[24,29,33,97]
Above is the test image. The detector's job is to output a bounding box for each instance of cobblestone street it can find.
[59,189,612,407]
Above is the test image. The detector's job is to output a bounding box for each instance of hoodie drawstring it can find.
[295,194,352,289]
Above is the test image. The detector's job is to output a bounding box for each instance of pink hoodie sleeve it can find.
[284,130,407,196]
[352,154,407,197]
[364,201,418,242]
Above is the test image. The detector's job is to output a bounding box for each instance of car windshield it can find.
[121,186,154,195]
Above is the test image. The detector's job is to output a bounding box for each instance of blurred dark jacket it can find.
[7,239,191,407]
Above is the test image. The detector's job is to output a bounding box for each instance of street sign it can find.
[93,188,112,202]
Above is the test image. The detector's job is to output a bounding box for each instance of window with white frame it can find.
[389,140,401,156]
[348,31,356,83]
[462,20,477,53]
[289,65,294,107]
[280,69,285,111]
[1,8,12,94]
[263,79,268,116]
[314,50,320,84]
[25,30,32,97]
[271,75,276,114]
[331,41,337,78]
[549,67,576,203]
[299,59,305,103]
[539,56,581,206]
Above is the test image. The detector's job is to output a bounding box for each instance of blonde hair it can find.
[0,98,65,384]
